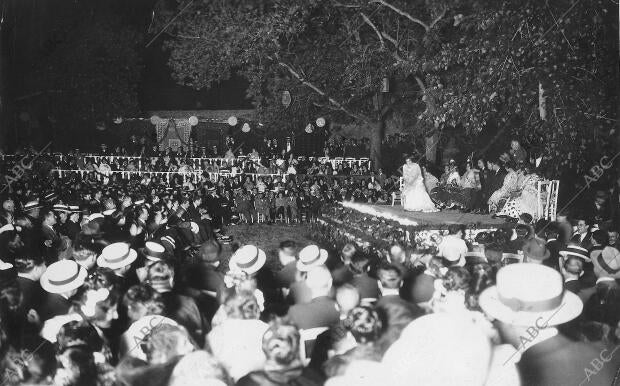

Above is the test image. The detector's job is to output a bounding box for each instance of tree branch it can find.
[360,13,385,50]
[269,56,371,123]
[429,7,447,29]
[332,1,364,8]
[414,75,436,113]
[370,0,430,32]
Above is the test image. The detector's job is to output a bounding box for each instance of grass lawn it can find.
[224,223,316,267]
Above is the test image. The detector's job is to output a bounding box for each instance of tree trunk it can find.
[369,120,384,171]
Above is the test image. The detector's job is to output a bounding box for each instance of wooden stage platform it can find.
[342,202,506,228]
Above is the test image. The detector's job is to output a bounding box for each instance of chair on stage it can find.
[392,177,404,206]
[536,180,560,221]
[391,191,402,206]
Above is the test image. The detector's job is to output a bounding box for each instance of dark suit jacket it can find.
[16,276,43,313]
[409,273,436,304]
[375,294,424,320]
[564,279,581,294]
[518,334,618,386]
[543,239,563,271]
[488,168,508,194]
[41,224,63,264]
[38,293,71,322]
[160,291,205,346]
[287,296,340,329]
[571,232,593,249]
[351,273,380,300]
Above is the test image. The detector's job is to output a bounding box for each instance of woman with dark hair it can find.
[476,158,491,212]
[237,319,322,386]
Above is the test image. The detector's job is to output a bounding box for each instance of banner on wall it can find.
[154,118,192,151]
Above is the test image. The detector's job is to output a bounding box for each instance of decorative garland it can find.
[313,204,510,261]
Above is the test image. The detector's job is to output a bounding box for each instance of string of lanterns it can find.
[112,114,326,135]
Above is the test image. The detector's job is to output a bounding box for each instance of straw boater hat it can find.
[23,199,43,212]
[228,245,266,275]
[40,260,87,294]
[52,204,69,212]
[97,242,138,270]
[140,241,166,262]
[297,245,329,272]
[478,263,582,327]
[559,243,590,262]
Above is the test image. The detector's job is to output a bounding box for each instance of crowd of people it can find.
[0,176,618,385]
[0,136,618,385]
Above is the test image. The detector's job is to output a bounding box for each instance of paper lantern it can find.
[305,124,313,134]
[316,117,326,127]
[228,116,238,126]
[282,91,292,107]
[188,116,199,126]
[113,117,123,124]
[242,123,251,133]
[150,115,160,125]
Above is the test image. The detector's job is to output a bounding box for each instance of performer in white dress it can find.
[402,157,438,212]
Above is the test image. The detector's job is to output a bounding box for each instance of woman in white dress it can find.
[402,157,438,212]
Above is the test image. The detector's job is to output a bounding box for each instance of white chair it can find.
[536,180,560,220]
[391,191,402,206]
[299,327,328,366]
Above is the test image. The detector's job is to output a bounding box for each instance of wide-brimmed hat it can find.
[522,237,550,261]
[559,243,590,262]
[297,245,328,272]
[23,199,42,212]
[42,191,58,203]
[97,242,138,270]
[478,263,582,326]
[52,204,69,212]
[229,245,266,275]
[594,246,620,277]
[40,260,87,294]
[140,241,166,262]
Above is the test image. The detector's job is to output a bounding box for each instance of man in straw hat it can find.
[97,242,139,291]
[478,263,617,385]
[39,260,87,322]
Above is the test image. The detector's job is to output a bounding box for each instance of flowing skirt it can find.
[403,180,438,212]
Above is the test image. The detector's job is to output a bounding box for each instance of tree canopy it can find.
[161,0,618,170]
[29,4,143,146]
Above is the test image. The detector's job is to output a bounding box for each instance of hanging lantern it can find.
[113,117,123,124]
[188,116,199,126]
[282,91,292,108]
[305,124,313,134]
[316,117,326,127]
[150,115,160,125]
[381,77,390,93]
[242,123,251,133]
[228,116,238,126]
